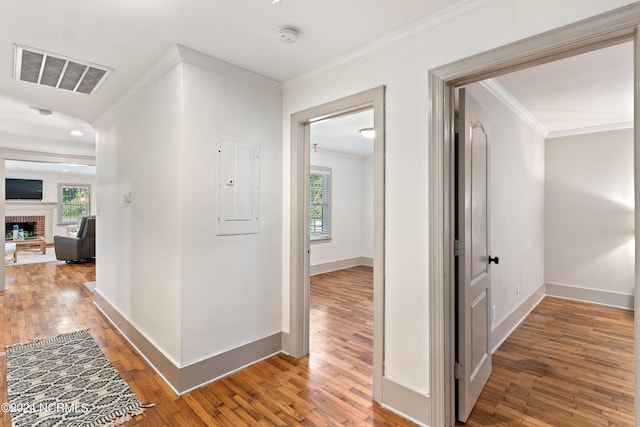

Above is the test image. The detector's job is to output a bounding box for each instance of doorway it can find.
[288,86,385,401]
[307,108,375,390]
[0,155,96,291]
[428,7,640,426]
[308,108,374,273]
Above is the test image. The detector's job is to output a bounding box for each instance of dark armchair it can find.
[54,215,96,262]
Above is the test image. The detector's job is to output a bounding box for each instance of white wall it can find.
[465,83,545,329]
[309,150,373,266]
[90,1,636,422]
[180,61,282,364]
[281,0,634,400]
[95,62,184,363]
[94,48,283,368]
[545,128,634,297]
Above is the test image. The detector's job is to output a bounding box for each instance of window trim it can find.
[58,183,91,225]
[309,165,332,242]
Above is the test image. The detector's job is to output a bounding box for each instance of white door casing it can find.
[288,86,385,401]
[429,5,640,426]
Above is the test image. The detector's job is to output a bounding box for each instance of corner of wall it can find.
[491,283,545,353]
[95,292,283,395]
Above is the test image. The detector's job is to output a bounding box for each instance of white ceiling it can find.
[310,109,374,157]
[0,1,634,158]
[309,41,633,157]
[491,41,633,137]
[0,0,462,145]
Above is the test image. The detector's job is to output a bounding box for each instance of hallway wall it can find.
[545,128,634,307]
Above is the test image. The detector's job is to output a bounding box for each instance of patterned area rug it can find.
[6,330,148,427]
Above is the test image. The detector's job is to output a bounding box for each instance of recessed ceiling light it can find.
[70,130,83,137]
[63,169,70,173]
[359,128,375,139]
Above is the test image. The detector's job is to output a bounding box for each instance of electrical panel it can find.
[217,137,260,235]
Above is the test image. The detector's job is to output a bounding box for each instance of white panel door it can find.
[456,88,494,422]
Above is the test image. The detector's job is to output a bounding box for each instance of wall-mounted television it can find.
[6,179,43,200]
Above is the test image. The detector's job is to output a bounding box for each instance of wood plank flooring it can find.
[0,263,414,426]
[1,263,634,426]
[462,297,634,427]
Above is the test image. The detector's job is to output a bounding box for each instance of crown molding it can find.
[0,132,95,148]
[312,147,371,160]
[176,45,281,93]
[478,79,632,140]
[546,121,633,139]
[0,148,95,165]
[479,78,548,137]
[94,44,282,128]
[283,0,505,89]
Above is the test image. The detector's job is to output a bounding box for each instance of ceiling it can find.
[6,160,95,176]
[0,0,463,146]
[315,41,633,157]
[491,40,633,138]
[0,1,634,157]
[310,109,374,157]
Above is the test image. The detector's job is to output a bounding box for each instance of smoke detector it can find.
[276,27,299,44]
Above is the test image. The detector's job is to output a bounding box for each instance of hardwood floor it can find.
[463,297,634,427]
[2,264,634,426]
[0,263,414,426]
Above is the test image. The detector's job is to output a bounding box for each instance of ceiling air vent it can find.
[14,45,113,95]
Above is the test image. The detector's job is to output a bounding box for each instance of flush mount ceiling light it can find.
[29,106,53,116]
[276,26,299,44]
[14,45,113,95]
[70,130,83,137]
[359,128,375,139]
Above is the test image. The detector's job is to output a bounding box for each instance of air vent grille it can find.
[14,45,112,95]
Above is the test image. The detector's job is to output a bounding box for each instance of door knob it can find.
[488,255,499,265]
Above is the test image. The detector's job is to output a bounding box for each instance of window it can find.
[309,166,331,240]
[59,184,91,224]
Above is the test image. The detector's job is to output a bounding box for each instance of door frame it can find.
[428,5,640,426]
[288,86,385,401]
[0,152,96,292]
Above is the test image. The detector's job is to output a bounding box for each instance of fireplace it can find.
[5,216,45,239]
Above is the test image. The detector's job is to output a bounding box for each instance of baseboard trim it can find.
[491,283,545,353]
[281,332,291,355]
[94,291,182,393]
[179,333,282,394]
[545,282,634,310]
[94,291,282,394]
[381,377,430,426]
[310,256,373,275]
